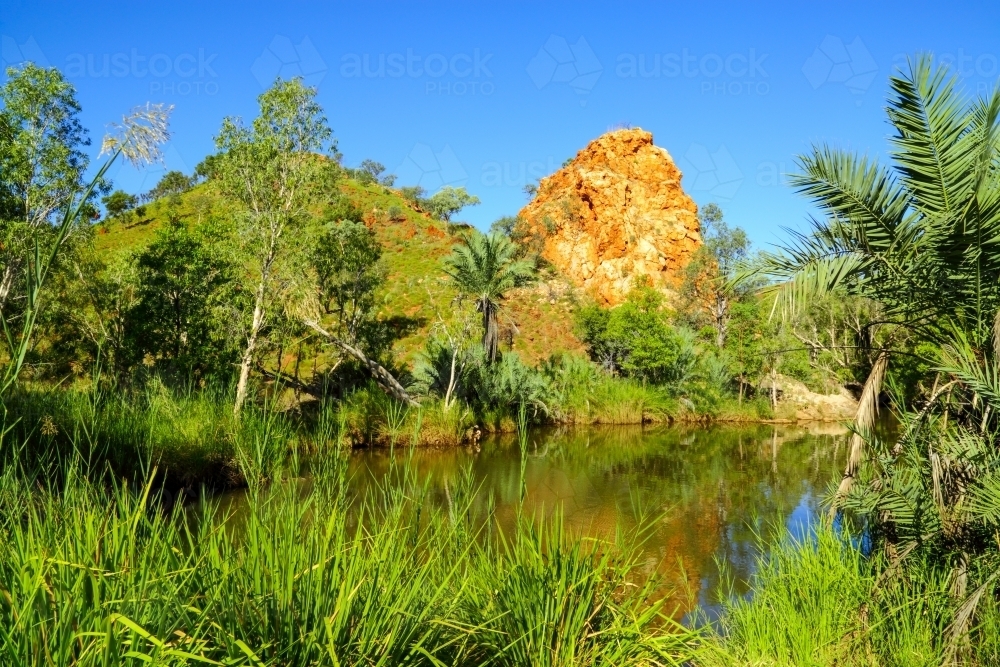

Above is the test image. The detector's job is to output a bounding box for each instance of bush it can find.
[577,285,690,386]
[463,350,550,421]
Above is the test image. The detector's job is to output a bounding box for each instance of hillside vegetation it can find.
[94,178,587,368]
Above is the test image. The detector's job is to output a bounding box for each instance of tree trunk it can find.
[233,281,267,415]
[714,293,728,348]
[770,367,777,410]
[481,298,499,363]
[444,346,458,410]
[304,319,419,407]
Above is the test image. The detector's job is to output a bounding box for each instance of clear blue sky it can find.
[2,0,997,247]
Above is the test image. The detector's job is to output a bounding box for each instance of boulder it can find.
[761,374,858,422]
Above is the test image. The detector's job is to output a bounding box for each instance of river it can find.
[345,422,850,619]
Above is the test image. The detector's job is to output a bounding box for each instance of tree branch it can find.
[303,319,419,406]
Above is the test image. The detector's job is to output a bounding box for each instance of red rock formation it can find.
[518,128,701,305]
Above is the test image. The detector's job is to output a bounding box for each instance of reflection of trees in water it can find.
[349,423,849,617]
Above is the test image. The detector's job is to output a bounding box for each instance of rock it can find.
[518,128,701,305]
[761,374,858,422]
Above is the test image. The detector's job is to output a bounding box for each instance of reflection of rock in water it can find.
[347,422,851,619]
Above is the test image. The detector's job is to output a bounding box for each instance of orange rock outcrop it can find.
[518,128,701,305]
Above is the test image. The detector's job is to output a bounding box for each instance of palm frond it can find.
[888,55,973,217]
[790,147,909,245]
[751,218,869,317]
[939,331,1000,414]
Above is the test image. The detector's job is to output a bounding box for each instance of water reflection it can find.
[350,422,849,617]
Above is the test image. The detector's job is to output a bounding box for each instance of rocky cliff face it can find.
[518,128,701,305]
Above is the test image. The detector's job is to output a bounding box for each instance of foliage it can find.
[348,158,396,186]
[0,63,103,322]
[754,56,1000,644]
[125,217,240,380]
[101,189,137,220]
[143,169,195,202]
[539,352,680,423]
[39,244,139,377]
[194,152,221,181]
[0,63,95,226]
[0,445,691,665]
[399,185,426,207]
[756,57,1000,354]
[680,203,750,348]
[213,76,338,413]
[489,214,520,237]
[463,347,551,419]
[412,319,476,412]
[706,524,1000,666]
[576,284,690,386]
[310,218,387,355]
[0,97,168,400]
[461,514,687,666]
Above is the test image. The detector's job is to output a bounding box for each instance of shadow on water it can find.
[344,421,851,620]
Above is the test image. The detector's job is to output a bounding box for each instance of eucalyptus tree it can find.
[0,100,171,398]
[444,231,534,363]
[0,64,101,311]
[213,77,338,414]
[301,217,418,406]
[425,186,480,222]
[681,203,750,348]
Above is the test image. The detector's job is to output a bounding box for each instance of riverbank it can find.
[7,378,860,491]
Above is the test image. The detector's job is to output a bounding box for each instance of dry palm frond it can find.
[943,572,999,666]
[830,350,889,516]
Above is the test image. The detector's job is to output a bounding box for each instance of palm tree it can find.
[444,232,534,363]
[754,56,1000,508]
[755,57,1000,644]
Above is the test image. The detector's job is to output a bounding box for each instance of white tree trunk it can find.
[444,347,458,410]
[233,281,267,415]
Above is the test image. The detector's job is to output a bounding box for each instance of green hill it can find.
[95,177,587,370]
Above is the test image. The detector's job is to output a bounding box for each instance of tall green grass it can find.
[458,513,693,666]
[3,380,242,484]
[702,526,1000,666]
[0,448,692,665]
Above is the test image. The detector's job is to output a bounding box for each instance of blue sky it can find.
[2,0,997,247]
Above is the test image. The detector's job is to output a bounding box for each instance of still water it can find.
[348,422,849,618]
